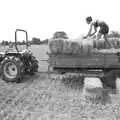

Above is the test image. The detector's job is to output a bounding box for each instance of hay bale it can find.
[84,77,103,88]
[62,36,83,54]
[83,77,103,104]
[48,38,63,53]
[83,77,111,104]
[83,86,103,103]
[98,39,106,49]
[71,42,82,54]
[81,39,93,53]
[62,40,72,54]
[93,39,108,49]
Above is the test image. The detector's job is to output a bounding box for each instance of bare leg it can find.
[96,33,102,49]
[97,33,102,40]
[104,34,114,48]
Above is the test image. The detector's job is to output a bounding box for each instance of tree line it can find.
[0,38,48,46]
[0,31,120,46]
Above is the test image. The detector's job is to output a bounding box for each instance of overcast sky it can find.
[0,0,120,41]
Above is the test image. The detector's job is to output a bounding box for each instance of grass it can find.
[0,74,120,120]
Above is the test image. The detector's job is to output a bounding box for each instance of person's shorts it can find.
[99,26,109,35]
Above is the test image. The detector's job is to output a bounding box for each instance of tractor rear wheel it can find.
[1,56,24,82]
[29,55,39,75]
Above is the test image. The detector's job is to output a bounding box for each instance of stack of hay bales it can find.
[94,38,120,49]
[48,36,94,54]
[93,39,106,49]
[48,36,120,55]
[62,40,83,54]
[92,37,120,49]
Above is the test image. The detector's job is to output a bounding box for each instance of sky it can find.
[0,0,120,41]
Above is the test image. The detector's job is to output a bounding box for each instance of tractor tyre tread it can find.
[1,56,23,82]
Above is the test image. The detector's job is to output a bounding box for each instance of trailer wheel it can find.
[101,70,117,93]
[1,57,23,82]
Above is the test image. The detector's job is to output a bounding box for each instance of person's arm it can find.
[84,23,93,39]
[90,25,97,36]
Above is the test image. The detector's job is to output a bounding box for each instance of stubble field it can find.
[0,45,120,120]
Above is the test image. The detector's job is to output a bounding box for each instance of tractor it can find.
[0,29,39,82]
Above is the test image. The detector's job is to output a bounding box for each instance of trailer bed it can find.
[48,49,120,69]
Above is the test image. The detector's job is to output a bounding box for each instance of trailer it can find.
[47,49,120,89]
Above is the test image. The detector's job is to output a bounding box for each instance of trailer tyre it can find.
[1,57,23,82]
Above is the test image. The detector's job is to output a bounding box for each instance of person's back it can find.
[93,20,109,35]
[98,21,108,28]
[84,16,114,49]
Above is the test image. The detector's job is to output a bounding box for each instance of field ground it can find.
[0,45,120,119]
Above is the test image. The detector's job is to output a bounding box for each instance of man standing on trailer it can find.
[84,16,114,49]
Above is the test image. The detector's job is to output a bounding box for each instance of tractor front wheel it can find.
[1,57,23,82]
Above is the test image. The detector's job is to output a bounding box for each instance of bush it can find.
[31,37,41,45]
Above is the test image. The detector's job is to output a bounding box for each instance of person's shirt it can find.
[92,20,108,29]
